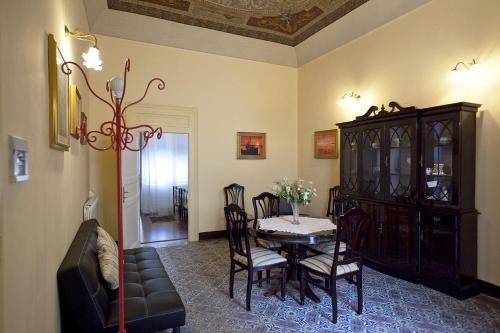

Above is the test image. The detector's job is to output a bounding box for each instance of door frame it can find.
[126,103,199,242]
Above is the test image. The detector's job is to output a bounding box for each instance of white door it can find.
[121,133,140,249]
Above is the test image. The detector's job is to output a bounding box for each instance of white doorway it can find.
[140,132,189,243]
[122,104,199,246]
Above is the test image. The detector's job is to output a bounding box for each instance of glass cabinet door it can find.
[387,121,416,203]
[422,116,457,206]
[340,129,359,194]
[360,127,383,198]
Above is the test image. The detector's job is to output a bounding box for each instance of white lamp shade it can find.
[447,68,461,81]
[82,46,103,71]
[110,77,124,100]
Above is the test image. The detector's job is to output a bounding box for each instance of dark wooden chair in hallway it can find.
[179,187,188,220]
[224,204,287,311]
[299,208,369,323]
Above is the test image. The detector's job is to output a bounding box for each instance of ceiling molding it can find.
[84,0,431,67]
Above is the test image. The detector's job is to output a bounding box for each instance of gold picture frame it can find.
[48,34,70,151]
[314,129,338,159]
[69,84,81,138]
[237,132,266,159]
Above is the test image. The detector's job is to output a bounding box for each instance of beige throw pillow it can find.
[96,226,119,290]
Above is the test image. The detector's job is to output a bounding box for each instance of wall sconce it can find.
[65,26,103,71]
[448,58,481,81]
[337,92,361,107]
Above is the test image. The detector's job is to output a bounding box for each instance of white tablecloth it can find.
[258,216,336,235]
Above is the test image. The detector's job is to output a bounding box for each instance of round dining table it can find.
[248,217,336,303]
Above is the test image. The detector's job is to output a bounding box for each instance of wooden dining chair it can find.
[251,192,282,250]
[224,183,246,209]
[307,193,358,256]
[326,186,342,219]
[224,204,287,311]
[173,186,180,216]
[179,188,188,220]
[299,208,369,323]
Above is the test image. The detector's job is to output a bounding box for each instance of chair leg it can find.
[257,271,263,288]
[172,326,181,333]
[266,269,271,284]
[299,266,305,305]
[281,267,286,301]
[246,270,253,311]
[331,279,338,324]
[357,270,363,315]
[229,261,235,298]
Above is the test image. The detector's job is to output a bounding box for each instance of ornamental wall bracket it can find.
[356,101,416,120]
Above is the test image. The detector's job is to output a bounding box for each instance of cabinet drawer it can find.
[420,212,457,229]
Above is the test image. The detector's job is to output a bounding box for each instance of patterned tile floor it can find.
[156,238,500,333]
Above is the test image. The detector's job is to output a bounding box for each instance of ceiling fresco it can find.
[107,0,370,46]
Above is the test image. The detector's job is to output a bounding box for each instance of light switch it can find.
[9,135,29,182]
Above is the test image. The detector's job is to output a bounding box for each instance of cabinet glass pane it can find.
[342,131,358,192]
[360,128,381,195]
[424,120,454,203]
[389,125,412,199]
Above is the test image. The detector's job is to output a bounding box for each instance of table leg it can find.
[263,244,321,303]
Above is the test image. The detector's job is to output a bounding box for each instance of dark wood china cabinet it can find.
[338,101,479,298]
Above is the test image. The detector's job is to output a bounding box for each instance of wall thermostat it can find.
[9,135,29,182]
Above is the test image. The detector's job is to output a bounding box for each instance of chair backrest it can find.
[326,186,342,217]
[330,208,370,277]
[173,186,180,205]
[180,188,188,206]
[224,204,252,265]
[224,183,245,209]
[327,190,358,223]
[252,192,280,220]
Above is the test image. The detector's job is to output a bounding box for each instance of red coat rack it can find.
[62,59,164,333]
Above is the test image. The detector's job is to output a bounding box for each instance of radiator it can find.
[83,192,99,221]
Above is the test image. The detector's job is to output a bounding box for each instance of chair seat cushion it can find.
[234,247,287,268]
[307,241,346,255]
[300,254,359,276]
[256,238,282,249]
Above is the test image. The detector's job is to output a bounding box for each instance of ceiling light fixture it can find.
[447,58,481,81]
[65,26,103,71]
[337,92,361,107]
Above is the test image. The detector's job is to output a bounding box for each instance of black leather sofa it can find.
[57,220,185,333]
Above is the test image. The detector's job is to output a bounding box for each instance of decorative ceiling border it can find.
[107,0,370,46]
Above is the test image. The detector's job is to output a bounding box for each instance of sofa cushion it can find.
[104,248,185,332]
[96,226,119,290]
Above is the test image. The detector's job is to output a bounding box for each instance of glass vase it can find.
[291,201,300,224]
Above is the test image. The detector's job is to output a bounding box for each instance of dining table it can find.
[248,215,337,303]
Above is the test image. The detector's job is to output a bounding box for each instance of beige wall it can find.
[88,36,298,238]
[0,1,90,332]
[298,0,500,286]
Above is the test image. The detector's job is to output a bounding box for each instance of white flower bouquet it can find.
[273,178,317,224]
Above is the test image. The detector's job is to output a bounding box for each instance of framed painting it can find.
[48,34,70,151]
[80,112,88,145]
[237,132,266,159]
[314,129,338,159]
[69,84,82,138]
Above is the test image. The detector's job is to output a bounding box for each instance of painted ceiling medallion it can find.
[107,0,370,46]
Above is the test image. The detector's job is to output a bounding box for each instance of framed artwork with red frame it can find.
[237,132,266,159]
[314,129,338,159]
